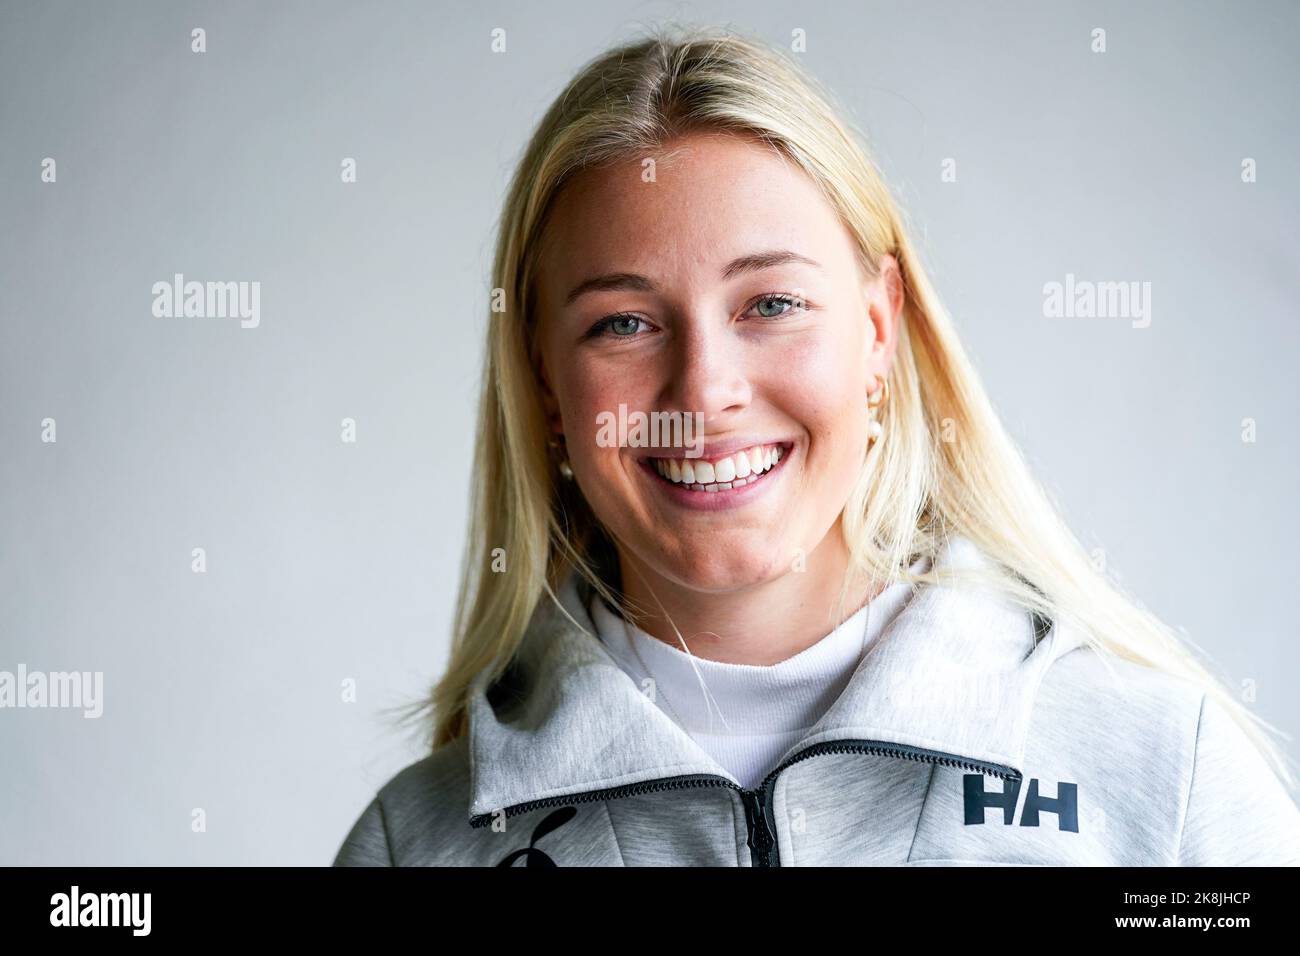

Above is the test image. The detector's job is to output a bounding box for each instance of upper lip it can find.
[638,437,794,461]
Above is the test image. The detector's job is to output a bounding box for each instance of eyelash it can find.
[585,293,808,339]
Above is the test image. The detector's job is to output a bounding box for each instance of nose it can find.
[659,319,752,424]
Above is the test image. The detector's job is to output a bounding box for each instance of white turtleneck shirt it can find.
[587,555,931,790]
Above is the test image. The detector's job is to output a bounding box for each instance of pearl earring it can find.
[867,375,889,446]
[549,435,574,479]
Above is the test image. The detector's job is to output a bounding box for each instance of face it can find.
[534,130,903,595]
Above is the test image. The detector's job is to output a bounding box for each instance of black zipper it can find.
[468,738,1020,866]
[738,787,777,866]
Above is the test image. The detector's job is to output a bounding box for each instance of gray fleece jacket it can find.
[333,536,1300,866]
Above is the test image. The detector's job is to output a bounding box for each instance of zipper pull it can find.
[741,789,776,867]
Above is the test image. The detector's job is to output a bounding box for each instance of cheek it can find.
[774,336,869,473]
[558,361,651,472]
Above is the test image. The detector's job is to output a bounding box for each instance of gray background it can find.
[1,0,1296,864]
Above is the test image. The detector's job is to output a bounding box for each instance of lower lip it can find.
[637,444,794,512]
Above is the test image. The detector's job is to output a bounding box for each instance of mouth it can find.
[637,441,794,496]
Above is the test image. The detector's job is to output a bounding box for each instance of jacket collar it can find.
[466,535,1086,823]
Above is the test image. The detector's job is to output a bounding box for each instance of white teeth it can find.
[649,443,786,492]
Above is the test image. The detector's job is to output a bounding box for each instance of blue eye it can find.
[587,314,646,338]
[585,294,806,340]
[748,294,804,319]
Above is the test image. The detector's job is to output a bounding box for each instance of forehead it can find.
[534,131,857,298]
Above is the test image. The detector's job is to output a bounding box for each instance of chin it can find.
[649,548,783,594]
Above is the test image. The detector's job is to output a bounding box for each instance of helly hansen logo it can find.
[495,806,577,867]
[963,774,1079,832]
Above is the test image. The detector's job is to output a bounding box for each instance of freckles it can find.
[768,324,857,379]
[568,373,608,411]
[582,365,655,409]
[554,359,608,427]
[565,369,657,453]
[777,351,861,421]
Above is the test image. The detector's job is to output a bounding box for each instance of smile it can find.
[640,441,792,494]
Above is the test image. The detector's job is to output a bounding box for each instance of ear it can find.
[535,345,564,436]
[865,253,904,387]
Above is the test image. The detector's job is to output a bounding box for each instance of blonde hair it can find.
[403,24,1295,794]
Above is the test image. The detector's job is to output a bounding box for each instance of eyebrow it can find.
[562,249,822,306]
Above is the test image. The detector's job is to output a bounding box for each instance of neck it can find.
[615,526,883,665]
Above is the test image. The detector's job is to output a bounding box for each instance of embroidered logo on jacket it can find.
[495,806,578,867]
[963,774,1079,832]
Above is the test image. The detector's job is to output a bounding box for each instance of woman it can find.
[334,28,1300,866]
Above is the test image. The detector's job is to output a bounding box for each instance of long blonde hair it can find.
[404,24,1295,793]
